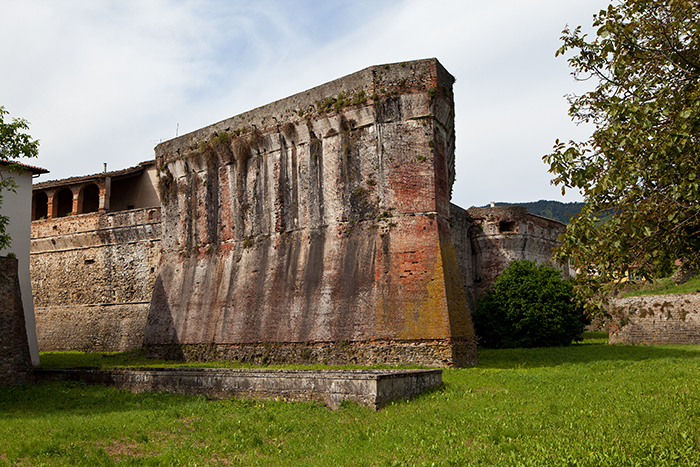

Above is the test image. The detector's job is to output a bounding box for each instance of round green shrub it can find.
[472,260,589,348]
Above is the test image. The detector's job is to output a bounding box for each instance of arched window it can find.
[33,192,48,220]
[55,188,74,217]
[81,184,100,213]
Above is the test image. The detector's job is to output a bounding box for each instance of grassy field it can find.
[621,274,700,297]
[2,333,700,466]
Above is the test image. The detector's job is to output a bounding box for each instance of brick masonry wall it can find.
[0,257,33,385]
[608,293,700,344]
[450,203,476,311]
[146,59,477,367]
[467,206,567,302]
[30,208,161,351]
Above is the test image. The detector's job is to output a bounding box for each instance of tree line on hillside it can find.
[486,200,585,225]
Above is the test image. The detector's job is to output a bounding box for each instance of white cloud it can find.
[0,0,609,206]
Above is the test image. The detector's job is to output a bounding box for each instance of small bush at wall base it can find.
[472,260,589,348]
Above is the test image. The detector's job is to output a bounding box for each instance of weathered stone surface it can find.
[142,339,472,368]
[608,293,700,344]
[145,58,477,367]
[34,367,442,410]
[0,257,33,385]
[467,206,569,301]
[28,60,571,362]
[450,204,476,311]
[31,208,161,351]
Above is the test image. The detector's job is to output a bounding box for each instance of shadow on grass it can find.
[476,342,700,370]
[0,379,205,417]
[39,349,181,369]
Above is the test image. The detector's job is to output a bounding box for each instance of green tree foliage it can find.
[472,260,589,348]
[543,0,700,303]
[0,106,40,250]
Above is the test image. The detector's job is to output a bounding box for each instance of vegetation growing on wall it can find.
[316,89,370,115]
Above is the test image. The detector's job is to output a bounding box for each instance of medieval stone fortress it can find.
[3,57,693,395]
[22,59,568,370]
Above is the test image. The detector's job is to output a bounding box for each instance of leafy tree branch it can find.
[544,0,700,310]
[0,106,40,250]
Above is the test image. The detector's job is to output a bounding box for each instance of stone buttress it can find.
[144,59,477,367]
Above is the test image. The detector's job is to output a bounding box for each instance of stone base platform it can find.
[34,367,442,410]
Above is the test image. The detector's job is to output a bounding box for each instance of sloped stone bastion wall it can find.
[28,59,572,365]
[144,58,478,367]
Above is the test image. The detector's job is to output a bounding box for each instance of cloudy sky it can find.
[1,0,610,208]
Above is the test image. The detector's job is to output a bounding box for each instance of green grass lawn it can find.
[621,274,700,297]
[3,334,700,466]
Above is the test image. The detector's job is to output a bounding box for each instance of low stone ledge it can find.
[34,367,442,410]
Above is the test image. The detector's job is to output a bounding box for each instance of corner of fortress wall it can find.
[143,58,478,367]
[0,257,33,385]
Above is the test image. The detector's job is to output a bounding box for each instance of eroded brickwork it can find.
[0,257,33,385]
[145,59,477,367]
[468,206,568,301]
[31,208,161,351]
[450,204,476,311]
[608,293,700,344]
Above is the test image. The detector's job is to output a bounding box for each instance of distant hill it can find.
[491,200,585,225]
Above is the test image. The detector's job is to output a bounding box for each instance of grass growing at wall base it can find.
[38,349,427,370]
[621,274,700,297]
[3,334,700,466]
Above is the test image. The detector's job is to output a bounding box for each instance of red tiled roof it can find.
[0,160,49,174]
[33,160,155,190]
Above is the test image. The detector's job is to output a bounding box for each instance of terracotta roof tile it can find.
[0,160,49,174]
[33,160,154,190]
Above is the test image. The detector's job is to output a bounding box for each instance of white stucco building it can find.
[0,161,48,366]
